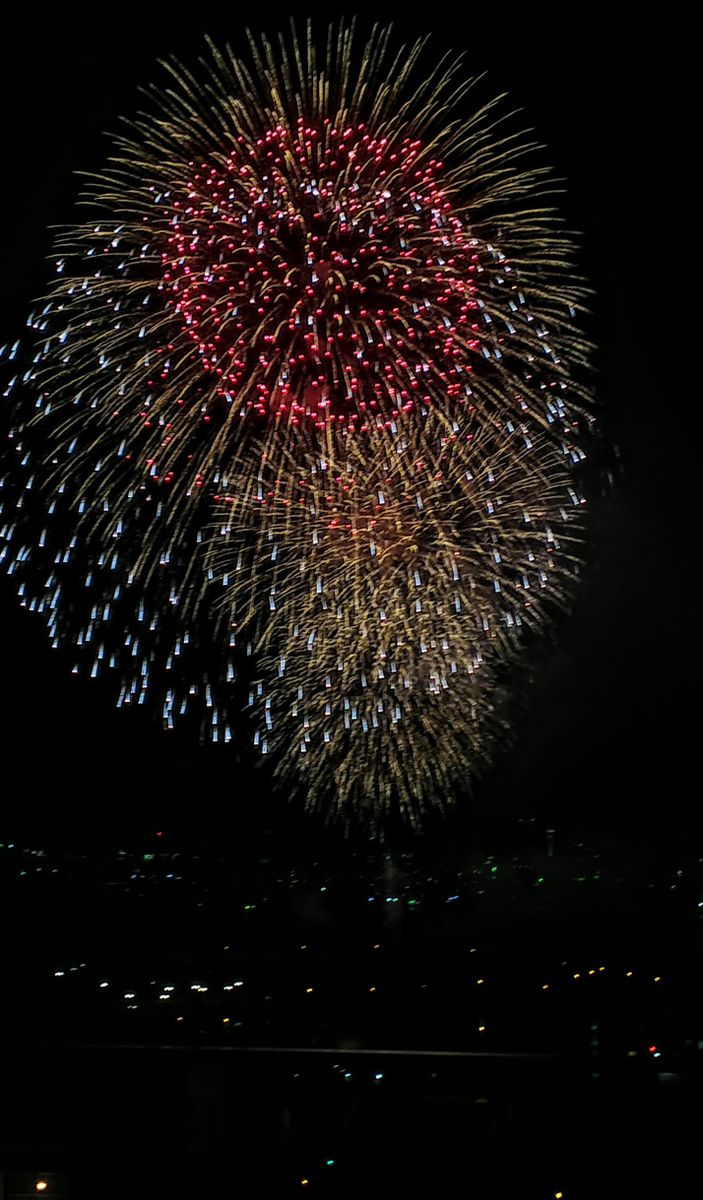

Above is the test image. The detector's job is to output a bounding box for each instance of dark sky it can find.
[0,7,689,854]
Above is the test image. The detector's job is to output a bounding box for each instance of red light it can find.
[648,1045,657,1054]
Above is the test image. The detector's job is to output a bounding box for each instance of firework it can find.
[1,22,591,830]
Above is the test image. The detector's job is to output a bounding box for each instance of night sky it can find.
[0,7,688,855]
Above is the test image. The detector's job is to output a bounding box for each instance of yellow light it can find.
[35,1185,48,1195]
[542,984,549,990]
[478,1025,486,1032]
[301,1180,309,1187]
[476,978,484,985]
[588,969,595,976]
[369,986,376,992]
[555,1193,564,1199]
[599,966,606,972]
[626,971,633,977]
[306,987,314,993]
[573,973,580,980]
[223,1017,230,1023]
[654,976,661,983]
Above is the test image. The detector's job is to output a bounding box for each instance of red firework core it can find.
[158,118,493,432]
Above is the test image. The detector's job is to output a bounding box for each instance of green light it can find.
[326,1159,335,1166]
[490,866,498,873]
[143,853,154,861]
[537,876,544,884]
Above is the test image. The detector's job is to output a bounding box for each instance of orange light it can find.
[35,1184,48,1195]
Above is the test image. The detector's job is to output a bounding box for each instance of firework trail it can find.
[1,22,592,830]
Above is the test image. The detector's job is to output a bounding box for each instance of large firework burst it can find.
[1,22,591,830]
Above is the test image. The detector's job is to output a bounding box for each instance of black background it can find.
[0,5,690,857]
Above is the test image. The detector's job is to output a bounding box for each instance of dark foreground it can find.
[1,833,700,1197]
[1,1043,699,1198]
